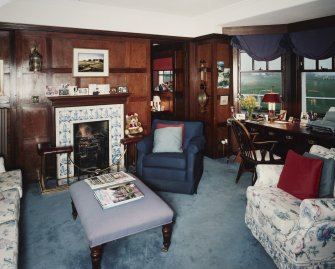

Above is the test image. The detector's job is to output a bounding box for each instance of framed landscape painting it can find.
[73,48,109,77]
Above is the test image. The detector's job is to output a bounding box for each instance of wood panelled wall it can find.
[189,35,233,158]
[1,29,151,183]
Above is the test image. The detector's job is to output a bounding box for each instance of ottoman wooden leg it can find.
[71,201,78,220]
[162,223,172,252]
[90,245,103,269]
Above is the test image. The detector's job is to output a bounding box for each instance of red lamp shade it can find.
[261,93,281,103]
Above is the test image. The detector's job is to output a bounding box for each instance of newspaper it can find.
[84,171,136,190]
[94,182,144,209]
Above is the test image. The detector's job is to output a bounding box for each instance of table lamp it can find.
[261,92,281,120]
[152,95,161,111]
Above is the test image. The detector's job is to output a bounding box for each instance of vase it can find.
[247,109,254,119]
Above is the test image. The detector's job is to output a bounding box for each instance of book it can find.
[93,183,144,209]
[84,171,135,190]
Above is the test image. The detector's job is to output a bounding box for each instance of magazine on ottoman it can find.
[93,182,144,209]
[84,171,135,190]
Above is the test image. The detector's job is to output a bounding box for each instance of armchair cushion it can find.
[156,123,184,145]
[303,152,335,198]
[278,150,323,200]
[152,127,183,153]
[143,152,186,170]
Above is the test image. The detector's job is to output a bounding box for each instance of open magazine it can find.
[94,182,144,209]
[85,171,136,190]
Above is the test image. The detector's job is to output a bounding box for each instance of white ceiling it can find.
[0,0,334,37]
[76,0,335,26]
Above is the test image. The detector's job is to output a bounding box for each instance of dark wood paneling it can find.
[8,30,151,183]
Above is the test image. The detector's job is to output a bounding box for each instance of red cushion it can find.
[277,150,323,200]
[156,123,184,145]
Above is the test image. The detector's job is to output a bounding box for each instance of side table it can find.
[37,143,73,194]
[120,135,143,173]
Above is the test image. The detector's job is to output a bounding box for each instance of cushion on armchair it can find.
[152,126,183,153]
[303,152,335,198]
[278,150,323,200]
[156,123,184,145]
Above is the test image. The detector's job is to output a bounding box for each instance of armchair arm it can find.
[136,135,153,154]
[186,136,206,154]
[136,135,153,177]
[254,164,284,187]
[299,198,335,228]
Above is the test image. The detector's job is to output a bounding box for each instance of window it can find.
[158,70,173,91]
[301,56,335,114]
[239,51,283,111]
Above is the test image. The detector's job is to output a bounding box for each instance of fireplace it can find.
[55,104,124,180]
[73,120,109,176]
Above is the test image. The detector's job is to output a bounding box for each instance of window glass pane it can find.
[240,52,252,71]
[304,58,316,70]
[240,72,282,110]
[254,61,266,71]
[268,57,281,70]
[319,58,332,70]
[302,72,335,113]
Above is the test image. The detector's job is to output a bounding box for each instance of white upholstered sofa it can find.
[0,158,22,269]
[245,146,335,269]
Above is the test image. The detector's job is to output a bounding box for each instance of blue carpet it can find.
[19,157,276,269]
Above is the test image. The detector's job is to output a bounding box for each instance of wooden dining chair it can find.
[230,120,284,185]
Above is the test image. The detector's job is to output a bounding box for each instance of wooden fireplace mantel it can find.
[47,93,131,107]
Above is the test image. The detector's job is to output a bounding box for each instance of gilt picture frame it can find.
[73,48,109,77]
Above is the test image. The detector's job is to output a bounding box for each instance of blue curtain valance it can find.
[231,27,335,61]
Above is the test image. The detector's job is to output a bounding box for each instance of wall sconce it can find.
[198,59,208,113]
[261,92,281,120]
[29,46,42,72]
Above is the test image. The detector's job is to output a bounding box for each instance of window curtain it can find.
[231,34,289,61]
[153,57,172,71]
[289,27,335,60]
[231,27,335,61]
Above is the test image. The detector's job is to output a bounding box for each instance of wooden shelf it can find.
[47,93,131,107]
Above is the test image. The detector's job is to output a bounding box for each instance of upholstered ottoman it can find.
[69,177,174,269]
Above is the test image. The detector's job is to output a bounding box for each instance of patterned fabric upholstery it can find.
[246,159,335,268]
[0,169,22,269]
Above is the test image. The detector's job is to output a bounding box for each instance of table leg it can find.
[90,245,103,269]
[162,223,172,252]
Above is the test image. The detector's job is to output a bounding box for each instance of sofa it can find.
[136,119,205,194]
[0,157,22,269]
[245,146,335,269]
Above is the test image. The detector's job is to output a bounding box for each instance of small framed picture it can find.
[300,112,309,125]
[77,88,89,95]
[117,86,128,93]
[45,86,59,97]
[110,87,117,93]
[235,113,246,120]
[219,95,228,105]
[278,110,287,121]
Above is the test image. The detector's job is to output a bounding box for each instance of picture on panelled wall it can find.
[0,60,3,96]
[73,48,109,77]
[220,96,229,105]
[222,68,230,88]
[217,61,225,88]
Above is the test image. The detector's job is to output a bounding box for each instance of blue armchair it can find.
[136,119,205,194]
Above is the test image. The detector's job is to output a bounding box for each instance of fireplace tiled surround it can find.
[55,104,124,180]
